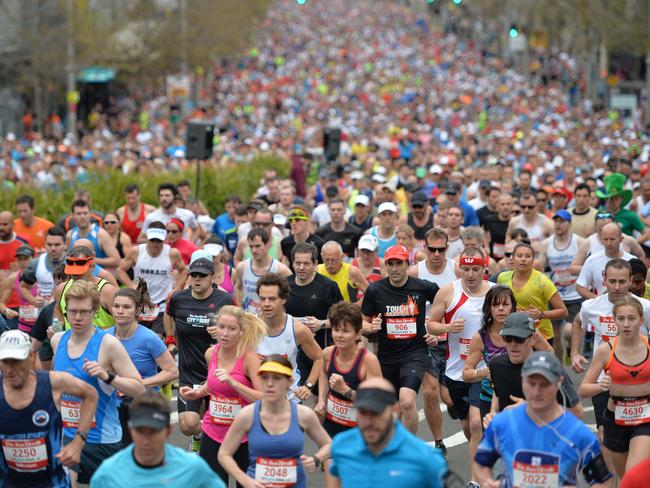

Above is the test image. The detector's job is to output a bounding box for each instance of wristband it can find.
[104,372,116,385]
[165,335,176,346]
[344,388,353,400]
[76,431,88,442]
[312,456,322,469]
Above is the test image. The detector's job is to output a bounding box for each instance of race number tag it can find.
[138,304,160,322]
[512,450,559,488]
[255,457,297,487]
[1,438,48,472]
[599,316,617,342]
[61,399,96,429]
[459,337,471,360]
[614,398,650,426]
[386,318,417,339]
[208,395,242,425]
[492,243,505,259]
[553,268,575,288]
[19,305,39,322]
[326,393,356,427]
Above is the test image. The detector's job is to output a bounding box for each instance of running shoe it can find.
[435,441,448,460]
[189,435,201,453]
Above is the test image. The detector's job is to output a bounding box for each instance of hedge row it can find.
[2,156,289,222]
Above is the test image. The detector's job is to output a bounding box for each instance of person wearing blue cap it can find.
[536,209,585,360]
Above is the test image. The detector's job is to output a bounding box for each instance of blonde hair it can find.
[65,279,100,311]
[396,224,415,239]
[215,305,267,357]
[613,296,644,319]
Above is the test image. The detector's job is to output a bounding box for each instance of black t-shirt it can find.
[31,301,55,342]
[348,215,374,233]
[477,206,497,228]
[166,287,233,385]
[489,354,580,411]
[316,223,362,257]
[484,214,509,255]
[361,277,438,363]
[280,233,325,270]
[285,274,344,348]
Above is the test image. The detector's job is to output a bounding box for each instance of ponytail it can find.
[114,279,156,316]
[214,305,267,357]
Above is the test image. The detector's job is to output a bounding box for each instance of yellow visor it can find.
[257,361,293,378]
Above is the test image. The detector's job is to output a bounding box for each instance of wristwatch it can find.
[320,322,326,330]
[104,372,116,385]
[305,382,314,390]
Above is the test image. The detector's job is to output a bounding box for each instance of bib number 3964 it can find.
[255,457,297,487]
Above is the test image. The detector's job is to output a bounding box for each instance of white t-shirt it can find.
[576,250,634,295]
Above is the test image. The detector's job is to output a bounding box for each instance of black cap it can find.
[189,258,214,275]
[445,181,461,194]
[128,405,170,431]
[411,191,429,206]
[15,245,35,258]
[246,200,265,211]
[354,387,397,413]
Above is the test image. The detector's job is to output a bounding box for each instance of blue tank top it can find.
[69,223,106,259]
[0,370,68,487]
[479,329,507,402]
[370,227,397,258]
[247,400,306,487]
[53,329,121,443]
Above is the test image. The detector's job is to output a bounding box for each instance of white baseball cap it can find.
[203,243,224,256]
[354,195,370,207]
[358,234,379,251]
[146,228,167,241]
[0,330,31,361]
[377,202,398,214]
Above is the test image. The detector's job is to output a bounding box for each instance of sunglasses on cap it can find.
[66,257,93,266]
[502,335,527,344]
[596,212,613,220]
[427,246,447,254]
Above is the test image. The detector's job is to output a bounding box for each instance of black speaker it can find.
[186,121,214,160]
[323,127,341,161]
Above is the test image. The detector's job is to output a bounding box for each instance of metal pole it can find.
[66,0,77,142]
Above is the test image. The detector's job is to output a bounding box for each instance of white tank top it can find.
[587,233,604,256]
[446,238,464,260]
[519,216,546,245]
[133,244,173,304]
[256,314,300,391]
[547,234,580,301]
[241,258,280,315]
[417,258,457,319]
[35,253,54,297]
[444,279,493,381]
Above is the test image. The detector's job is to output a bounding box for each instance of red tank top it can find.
[605,337,650,386]
[121,203,145,243]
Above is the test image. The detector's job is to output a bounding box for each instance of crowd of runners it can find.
[2,0,650,487]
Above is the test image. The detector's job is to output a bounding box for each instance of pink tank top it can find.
[202,344,252,443]
[15,271,38,332]
[219,264,234,295]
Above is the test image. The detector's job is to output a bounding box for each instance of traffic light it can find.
[509,24,519,38]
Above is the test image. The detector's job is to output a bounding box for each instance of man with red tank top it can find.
[117,184,155,244]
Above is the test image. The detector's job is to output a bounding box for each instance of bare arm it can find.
[96,229,120,268]
[234,240,246,266]
[407,264,419,277]
[578,343,611,399]
[349,266,369,292]
[277,262,293,278]
[116,247,138,288]
[295,323,323,399]
[462,334,489,383]
[233,263,244,306]
[101,336,145,397]
[427,284,452,335]
[576,284,596,300]
[298,405,331,466]
[218,407,258,486]
[571,314,588,373]
[142,349,179,388]
[569,239,590,274]
[170,249,188,292]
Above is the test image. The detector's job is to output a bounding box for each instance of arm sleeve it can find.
[329,282,344,305]
[543,275,559,302]
[633,214,646,232]
[425,283,439,303]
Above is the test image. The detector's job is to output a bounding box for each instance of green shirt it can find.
[614,208,645,236]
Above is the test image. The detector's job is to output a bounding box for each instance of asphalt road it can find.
[166,368,597,487]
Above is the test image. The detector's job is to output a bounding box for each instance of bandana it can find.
[459,256,486,267]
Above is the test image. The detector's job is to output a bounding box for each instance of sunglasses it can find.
[427,246,447,254]
[66,257,92,266]
[189,272,209,278]
[253,221,272,227]
[520,205,536,210]
[166,229,180,234]
[103,220,118,225]
[512,210,522,215]
[502,335,527,344]
[412,204,424,209]
[504,252,513,258]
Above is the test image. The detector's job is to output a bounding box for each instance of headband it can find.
[459,256,486,267]
[168,218,185,231]
[288,208,309,221]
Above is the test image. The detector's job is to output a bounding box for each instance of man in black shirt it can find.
[316,198,362,257]
[361,244,438,433]
[349,194,374,233]
[165,257,233,448]
[280,206,325,270]
[477,186,500,228]
[484,192,513,259]
[488,312,582,419]
[285,242,343,386]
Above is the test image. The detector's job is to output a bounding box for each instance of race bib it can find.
[254,457,297,487]
[614,398,650,426]
[553,268,575,288]
[492,242,505,259]
[438,332,448,342]
[326,393,356,427]
[208,394,242,425]
[386,317,417,339]
[138,304,160,322]
[599,316,617,342]
[512,450,559,488]
[61,399,96,429]
[1,438,48,473]
[459,337,471,360]
[19,305,38,322]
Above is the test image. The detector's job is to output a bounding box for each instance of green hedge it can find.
[2,155,289,222]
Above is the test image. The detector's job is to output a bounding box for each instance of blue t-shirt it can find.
[476,404,610,487]
[106,325,166,391]
[212,212,236,240]
[90,443,224,487]
[330,420,447,488]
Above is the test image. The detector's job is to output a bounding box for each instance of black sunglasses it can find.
[103,220,118,225]
[66,257,92,266]
[504,252,513,258]
[520,204,536,210]
[412,204,424,209]
[189,272,209,278]
[427,246,447,254]
[502,335,527,344]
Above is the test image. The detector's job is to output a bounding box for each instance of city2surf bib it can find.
[208,394,242,425]
[599,315,617,342]
[384,297,420,339]
[1,438,48,472]
[614,397,650,426]
[326,392,356,426]
[512,450,559,488]
[61,399,96,429]
[255,457,297,487]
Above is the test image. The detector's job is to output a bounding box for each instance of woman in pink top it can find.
[179,305,266,486]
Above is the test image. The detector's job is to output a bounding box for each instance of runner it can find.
[318,241,368,303]
[361,244,438,433]
[117,184,156,244]
[348,195,374,234]
[102,212,132,269]
[0,329,98,488]
[406,191,434,245]
[235,208,284,264]
[233,228,291,315]
[460,226,500,277]
[140,183,204,243]
[255,273,323,401]
[474,351,612,487]
[484,192,513,260]
[165,257,233,449]
[66,199,120,269]
[280,206,325,270]
[13,194,54,252]
[90,391,225,487]
[579,295,650,477]
[212,195,241,240]
[51,280,145,484]
[1,245,37,334]
[505,192,553,250]
[316,198,362,258]
[395,225,426,265]
[165,218,199,265]
[569,183,599,238]
[0,211,29,274]
[218,355,331,488]
[367,202,398,259]
[442,204,464,260]
[314,302,381,437]
[180,305,266,485]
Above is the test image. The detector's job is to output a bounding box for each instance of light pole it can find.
[66,0,77,142]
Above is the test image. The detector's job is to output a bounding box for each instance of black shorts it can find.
[603,409,650,453]
[177,382,209,414]
[445,377,481,420]
[38,339,53,362]
[592,391,609,428]
[642,244,650,259]
[63,437,121,484]
[379,350,427,394]
[425,342,447,385]
[140,311,164,336]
